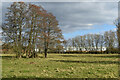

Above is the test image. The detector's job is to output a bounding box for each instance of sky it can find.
[1,1,118,40]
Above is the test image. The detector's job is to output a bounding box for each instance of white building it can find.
[35,48,39,52]
[63,46,106,52]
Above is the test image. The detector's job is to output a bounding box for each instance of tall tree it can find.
[104,31,116,53]
[25,4,45,58]
[94,34,100,51]
[2,2,28,58]
[38,13,63,58]
[114,19,120,52]
[99,35,105,53]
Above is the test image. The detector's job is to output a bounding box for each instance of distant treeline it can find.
[63,30,120,54]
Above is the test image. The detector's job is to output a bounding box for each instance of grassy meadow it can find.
[1,54,119,78]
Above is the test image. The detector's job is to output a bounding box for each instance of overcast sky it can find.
[2,2,118,39]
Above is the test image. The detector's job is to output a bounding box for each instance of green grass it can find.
[1,54,119,78]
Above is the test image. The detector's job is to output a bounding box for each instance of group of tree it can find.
[63,30,119,54]
[1,2,120,56]
[2,2,64,58]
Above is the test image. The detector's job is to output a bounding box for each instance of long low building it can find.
[63,46,106,52]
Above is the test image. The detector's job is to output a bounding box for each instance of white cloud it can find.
[87,24,93,26]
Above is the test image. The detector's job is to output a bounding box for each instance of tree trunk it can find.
[100,46,103,54]
[44,48,47,58]
[118,28,120,52]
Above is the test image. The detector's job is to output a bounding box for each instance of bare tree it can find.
[104,31,116,53]
[99,35,105,53]
[114,19,120,51]
[38,12,63,58]
[2,2,28,58]
[94,34,100,51]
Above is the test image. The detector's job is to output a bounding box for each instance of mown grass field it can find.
[1,54,119,78]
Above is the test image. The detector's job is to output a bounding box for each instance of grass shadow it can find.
[1,55,54,59]
[51,60,120,64]
[1,56,15,59]
[94,55,120,58]
[60,55,120,58]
